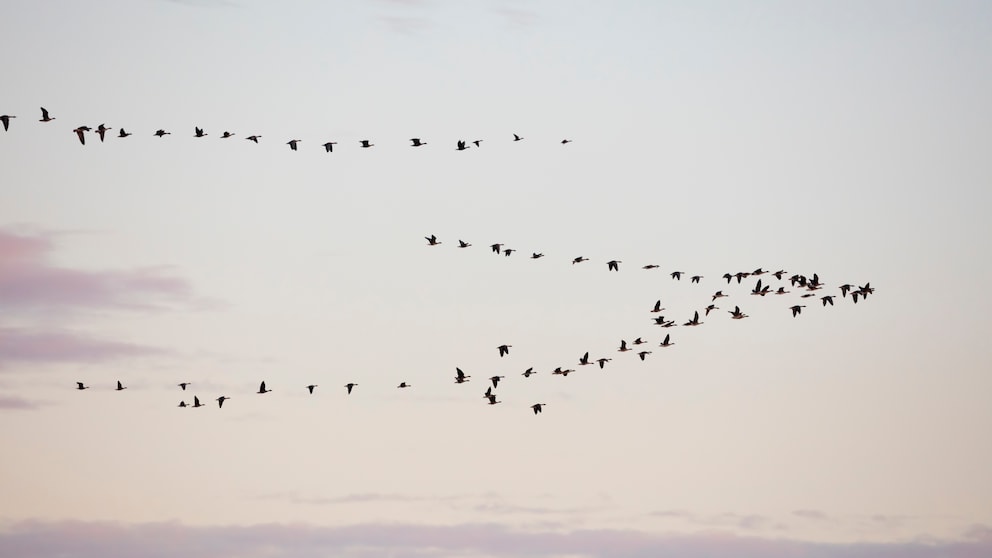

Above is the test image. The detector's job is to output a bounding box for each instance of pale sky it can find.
[2,1,991,557]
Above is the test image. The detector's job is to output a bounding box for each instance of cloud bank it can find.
[0,520,990,558]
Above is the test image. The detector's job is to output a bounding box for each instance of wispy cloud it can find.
[0,227,197,314]
[0,394,42,410]
[0,327,167,368]
[1,520,992,558]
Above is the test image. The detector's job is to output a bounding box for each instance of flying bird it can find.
[397,382,411,388]
[579,351,592,366]
[178,401,187,408]
[651,300,664,313]
[0,114,15,131]
[287,139,301,151]
[75,382,89,390]
[643,264,660,270]
[489,375,505,388]
[503,248,515,257]
[455,368,471,384]
[486,394,501,405]
[345,383,358,394]
[456,140,469,150]
[729,306,748,320]
[659,334,674,347]
[712,291,727,301]
[221,131,235,138]
[633,337,647,345]
[360,140,374,148]
[306,384,318,394]
[410,138,426,147]
[194,126,207,138]
[216,396,230,408]
[513,133,523,141]
[498,344,511,357]
[596,357,611,369]
[246,135,261,143]
[522,367,537,378]
[637,351,652,361]
[323,142,337,152]
[115,380,127,391]
[572,256,588,264]
[561,139,572,144]
[257,381,271,394]
[458,240,471,248]
[96,124,111,142]
[531,252,544,259]
[118,128,132,138]
[790,305,806,317]
[73,126,91,145]
[178,382,191,390]
[154,129,171,137]
[425,234,441,246]
[691,275,703,283]
[684,311,703,326]
[39,107,55,122]
[192,396,204,408]
[552,367,574,376]
[821,295,835,307]
[607,260,621,271]
[531,403,546,414]
[618,339,631,352]
[491,243,503,254]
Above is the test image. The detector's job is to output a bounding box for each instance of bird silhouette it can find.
[684,311,703,326]
[607,260,621,271]
[659,334,674,347]
[194,127,207,138]
[0,114,15,131]
[257,381,271,394]
[323,142,337,152]
[410,138,426,147]
[39,107,55,122]
[216,396,230,408]
[503,248,515,257]
[552,367,574,376]
[637,351,652,361]
[178,382,191,391]
[821,295,835,306]
[425,234,441,246]
[491,243,503,254]
[192,396,204,408]
[455,368,471,384]
[790,305,806,317]
[306,384,318,394]
[115,380,127,391]
[287,139,301,151]
[561,139,572,144]
[456,140,469,151]
[522,367,537,378]
[178,401,187,408]
[579,351,591,366]
[246,135,261,143]
[457,240,471,248]
[75,382,89,390]
[96,124,111,142]
[531,403,546,414]
[513,133,523,141]
[671,271,683,280]
[729,306,748,320]
[489,375,505,388]
[154,129,170,137]
[531,252,544,259]
[651,300,665,313]
[486,394,501,405]
[345,383,358,394]
[498,344,511,357]
[73,126,91,145]
[618,340,631,352]
[573,256,588,264]
[118,128,132,138]
[360,140,374,148]
[596,357,611,369]
[221,131,235,138]
[397,382,411,388]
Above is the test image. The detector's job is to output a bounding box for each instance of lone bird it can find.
[360,140,374,148]
[637,351,652,361]
[486,394,501,405]
[306,384,318,394]
[729,306,748,320]
[643,264,660,269]
[618,339,631,352]
[425,234,441,246]
[287,139,301,151]
[712,291,727,301]
[246,135,261,143]
[411,138,426,147]
[651,300,665,313]
[178,401,187,408]
[118,128,132,138]
[397,382,411,388]
[458,240,471,248]
[178,382,191,390]
[821,295,835,307]
[659,334,674,347]
[194,126,207,138]
[503,248,515,257]
[456,140,469,151]
[75,382,89,390]
[633,337,647,345]
[498,344,511,357]
[96,124,111,142]
[607,260,621,271]
[192,396,204,408]
[531,403,546,414]
[684,311,703,326]
[0,114,15,131]
[491,243,503,254]
[513,133,524,141]
[531,252,544,259]
[322,142,337,152]
[154,129,171,137]
[73,126,91,145]
[671,271,683,280]
[455,368,471,384]
[115,380,127,391]
[345,383,358,394]
[790,305,806,317]
[596,357,611,369]
[579,351,592,366]
[572,256,588,264]
[257,381,271,394]
[39,107,55,122]
[691,275,703,283]
[489,375,505,388]
[216,396,230,408]
[221,131,235,138]
[561,139,572,144]
[522,367,537,378]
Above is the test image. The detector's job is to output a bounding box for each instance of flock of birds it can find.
[67,232,874,415]
[0,107,571,150]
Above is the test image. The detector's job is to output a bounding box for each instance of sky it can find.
[2,0,991,556]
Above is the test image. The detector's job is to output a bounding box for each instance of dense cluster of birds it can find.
[0,107,571,151]
[68,232,875,415]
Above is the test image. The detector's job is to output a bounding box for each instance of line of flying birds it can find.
[70,233,874,416]
[0,107,572,150]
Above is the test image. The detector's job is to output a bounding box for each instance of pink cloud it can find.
[0,394,41,410]
[0,228,193,313]
[0,327,166,367]
[1,520,991,558]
